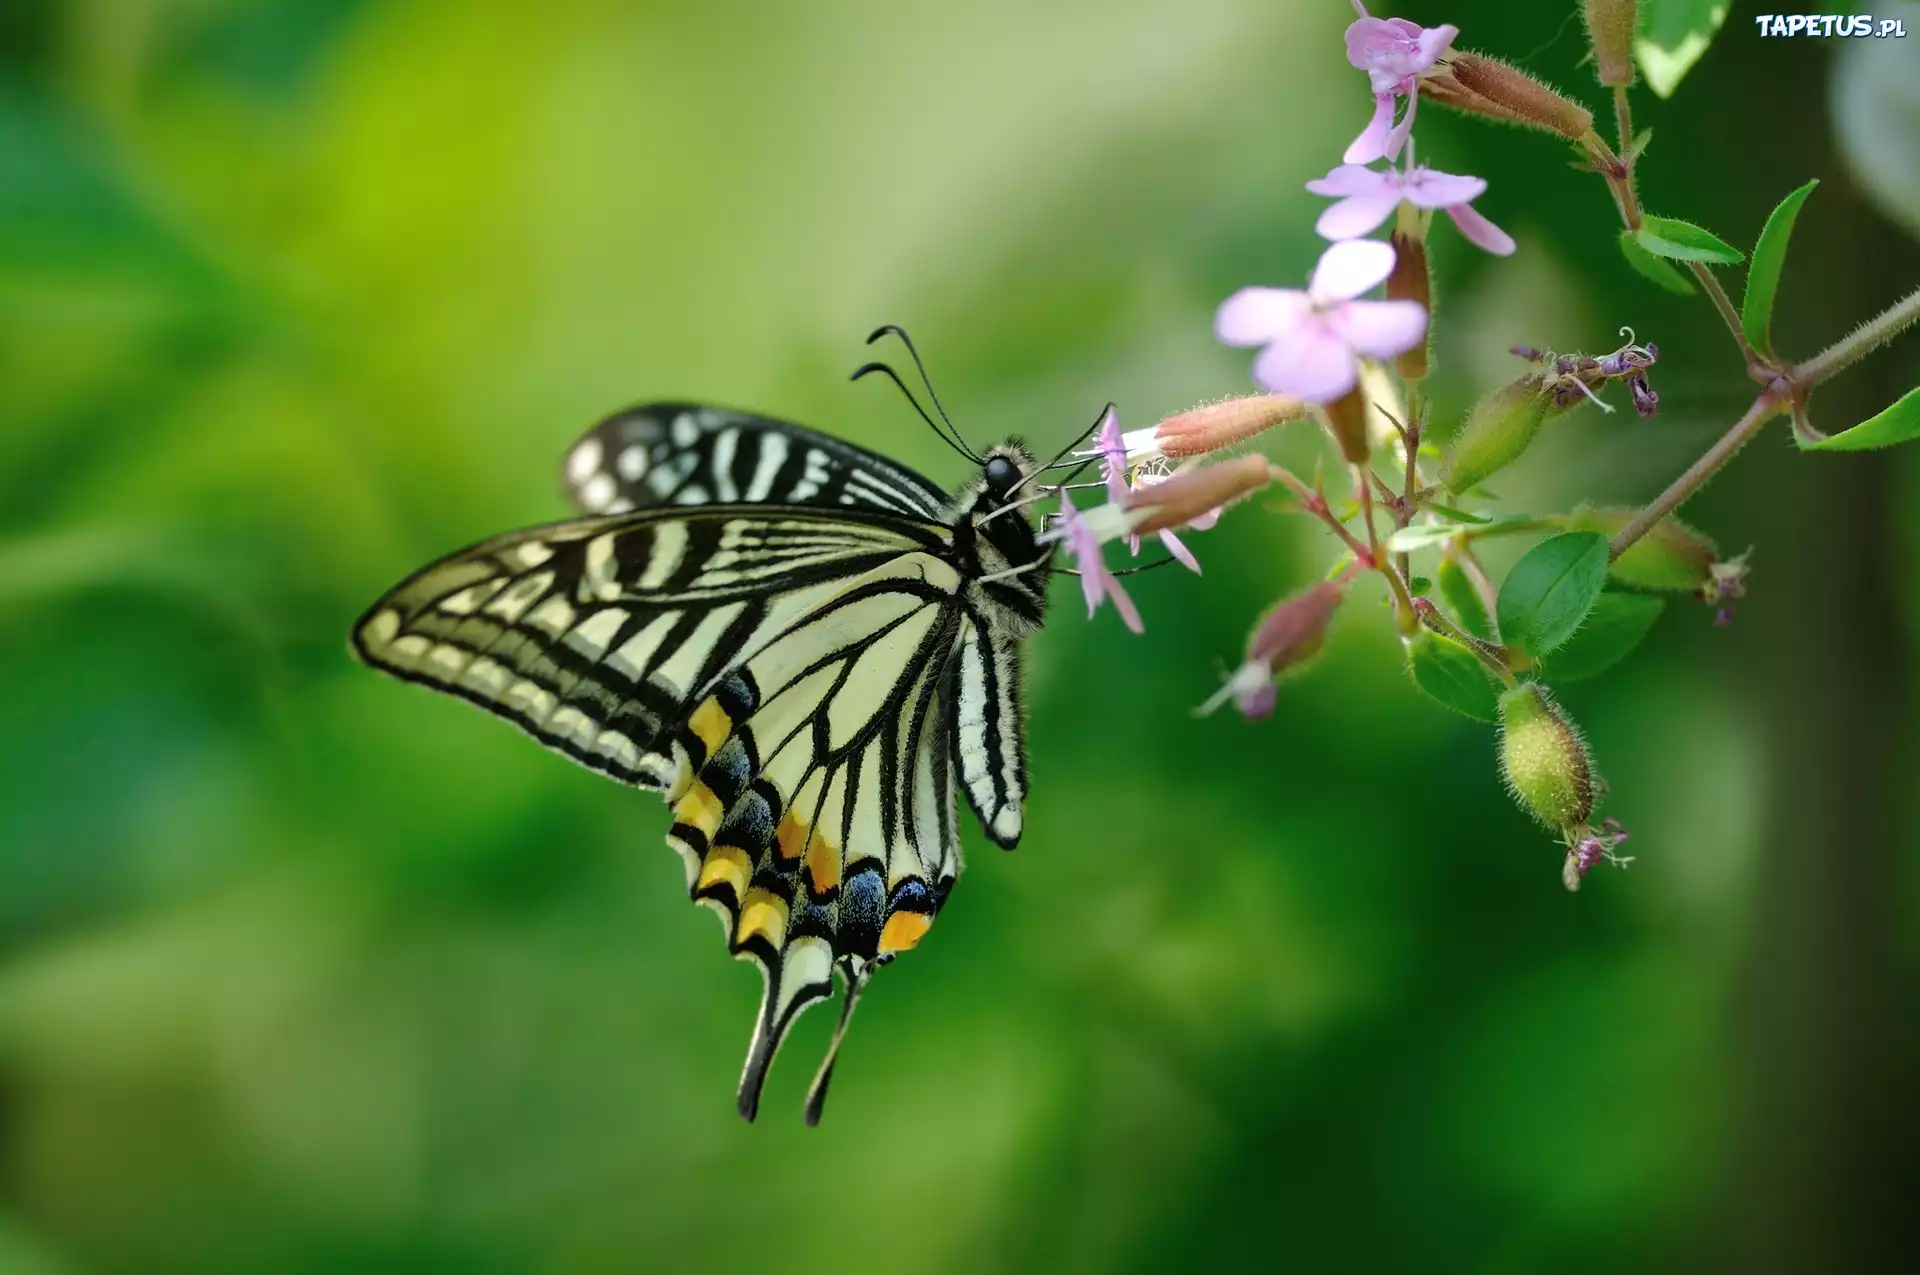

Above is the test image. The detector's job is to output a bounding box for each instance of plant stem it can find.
[1416,600,1518,688]
[1272,466,1374,564]
[1689,261,1759,362]
[1612,86,1641,226]
[1449,543,1501,623]
[1794,286,1920,386]
[1609,394,1785,559]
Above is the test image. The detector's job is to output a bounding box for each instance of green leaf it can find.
[1636,0,1732,98]
[1537,593,1666,683]
[1437,555,1493,641]
[1627,127,1655,163]
[1741,179,1818,356]
[1800,386,1920,452]
[1425,503,1491,525]
[1618,230,1697,294]
[1635,215,1744,265]
[1405,631,1500,724]
[1408,575,1432,596]
[1386,522,1467,553]
[1496,532,1611,658]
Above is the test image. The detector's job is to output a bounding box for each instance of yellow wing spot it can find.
[673,781,725,840]
[695,844,751,899]
[776,810,812,864]
[805,832,841,896]
[736,887,790,949]
[878,911,932,955]
[688,697,733,755]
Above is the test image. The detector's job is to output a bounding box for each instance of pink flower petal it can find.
[1414,23,1460,69]
[1251,319,1359,403]
[1343,94,1395,164]
[1403,168,1486,209]
[1325,298,1428,360]
[1097,407,1129,503]
[1158,528,1201,574]
[1305,164,1393,198]
[1309,238,1396,303]
[1383,83,1418,160]
[1186,506,1222,532]
[1315,191,1400,241]
[1444,202,1516,256]
[1104,573,1145,633]
[1216,287,1308,347]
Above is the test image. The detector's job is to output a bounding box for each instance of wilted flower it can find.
[1197,580,1346,718]
[1306,162,1515,256]
[1216,239,1428,404]
[1565,817,1634,891]
[1344,16,1460,162]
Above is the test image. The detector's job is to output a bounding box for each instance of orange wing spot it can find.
[776,810,812,864]
[805,832,841,895]
[736,887,790,949]
[878,910,933,955]
[688,697,732,755]
[673,781,724,839]
[695,843,751,899]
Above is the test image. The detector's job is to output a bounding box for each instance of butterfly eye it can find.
[983,455,1020,497]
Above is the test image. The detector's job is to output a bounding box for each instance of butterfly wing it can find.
[352,504,977,1119]
[561,402,950,519]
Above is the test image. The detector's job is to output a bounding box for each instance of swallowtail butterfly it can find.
[352,352,1063,1123]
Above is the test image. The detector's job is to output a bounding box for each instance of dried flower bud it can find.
[1582,0,1637,87]
[1498,683,1594,831]
[1564,817,1633,891]
[1441,374,1553,494]
[1152,394,1309,458]
[1703,553,1750,626]
[1387,230,1432,380]
[1322,386,1370,465]
[1123,454,1270,535]
[1563,506,1718,592]
[1446,52,1595,141]
[1198,580,1345,718]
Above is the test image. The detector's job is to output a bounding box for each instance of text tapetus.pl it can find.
[1754,14,1908,36]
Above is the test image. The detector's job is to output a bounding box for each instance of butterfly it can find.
[351,333,1083,1122]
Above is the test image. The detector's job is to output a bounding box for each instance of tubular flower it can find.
[1049,487,1143,633]
[1216,239,1428,404]
[1343,16,1460,163]
[1096,408,1208,573]
[1307,162,1515,256]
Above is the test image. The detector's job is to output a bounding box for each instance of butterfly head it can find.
[951,441,1050,628]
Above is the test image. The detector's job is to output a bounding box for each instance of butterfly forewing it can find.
[562,403,950,519]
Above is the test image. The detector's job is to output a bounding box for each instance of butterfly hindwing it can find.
[561,403,950,519]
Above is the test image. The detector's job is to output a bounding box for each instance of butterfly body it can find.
[353,404,1050,1120]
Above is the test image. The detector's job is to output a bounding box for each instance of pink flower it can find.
[1097,408,1206,574]
[1215,239,1428,404]
[1343,17,1458,163]
[1306,163,1516,255]
[1053,487,1143,633]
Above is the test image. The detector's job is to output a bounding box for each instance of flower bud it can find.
[1123,454,1270,535]
[1387,230,1432,380]
[1562,506,1717,591]
[1152,394,1309,458]
[1498,683,1594,831]
[1441,375,1553,494]
[1582,0,1637,87]
[1446,52,1595,141]
[1322,386,1370,465]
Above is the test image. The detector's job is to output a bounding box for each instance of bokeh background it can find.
[3,1,1917,1271]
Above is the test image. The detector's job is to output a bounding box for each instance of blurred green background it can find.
[3,1,1917,1271]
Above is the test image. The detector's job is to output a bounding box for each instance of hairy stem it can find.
[1794,286,1920,386]
[1612,86,1641,226]
[1689,262,1759,362]
[1609,394,1785,559]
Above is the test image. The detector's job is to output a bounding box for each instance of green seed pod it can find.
[1442,375,1552,494]
[1564,505,1718,591]
[1498,683,1594,830]
[1582,0,1637,87]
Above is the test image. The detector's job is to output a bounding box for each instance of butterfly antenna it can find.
[850,361,975,462]
[866,325,982,462]
[1010,401,1114,498]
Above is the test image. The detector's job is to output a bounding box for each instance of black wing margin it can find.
[561,403,950,520]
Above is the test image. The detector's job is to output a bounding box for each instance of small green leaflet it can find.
[1496,532,1610,658]
[1635,215,1744,265]
[1619,230,1696,294]
[1405,631,1500,723]
[1385,514,1536,553]
[1636,0,1731,98]
[1741,179,1818,357]
[1437,555,1493,641]
[1537,593,1666,683]
[1800,387,1920,452]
